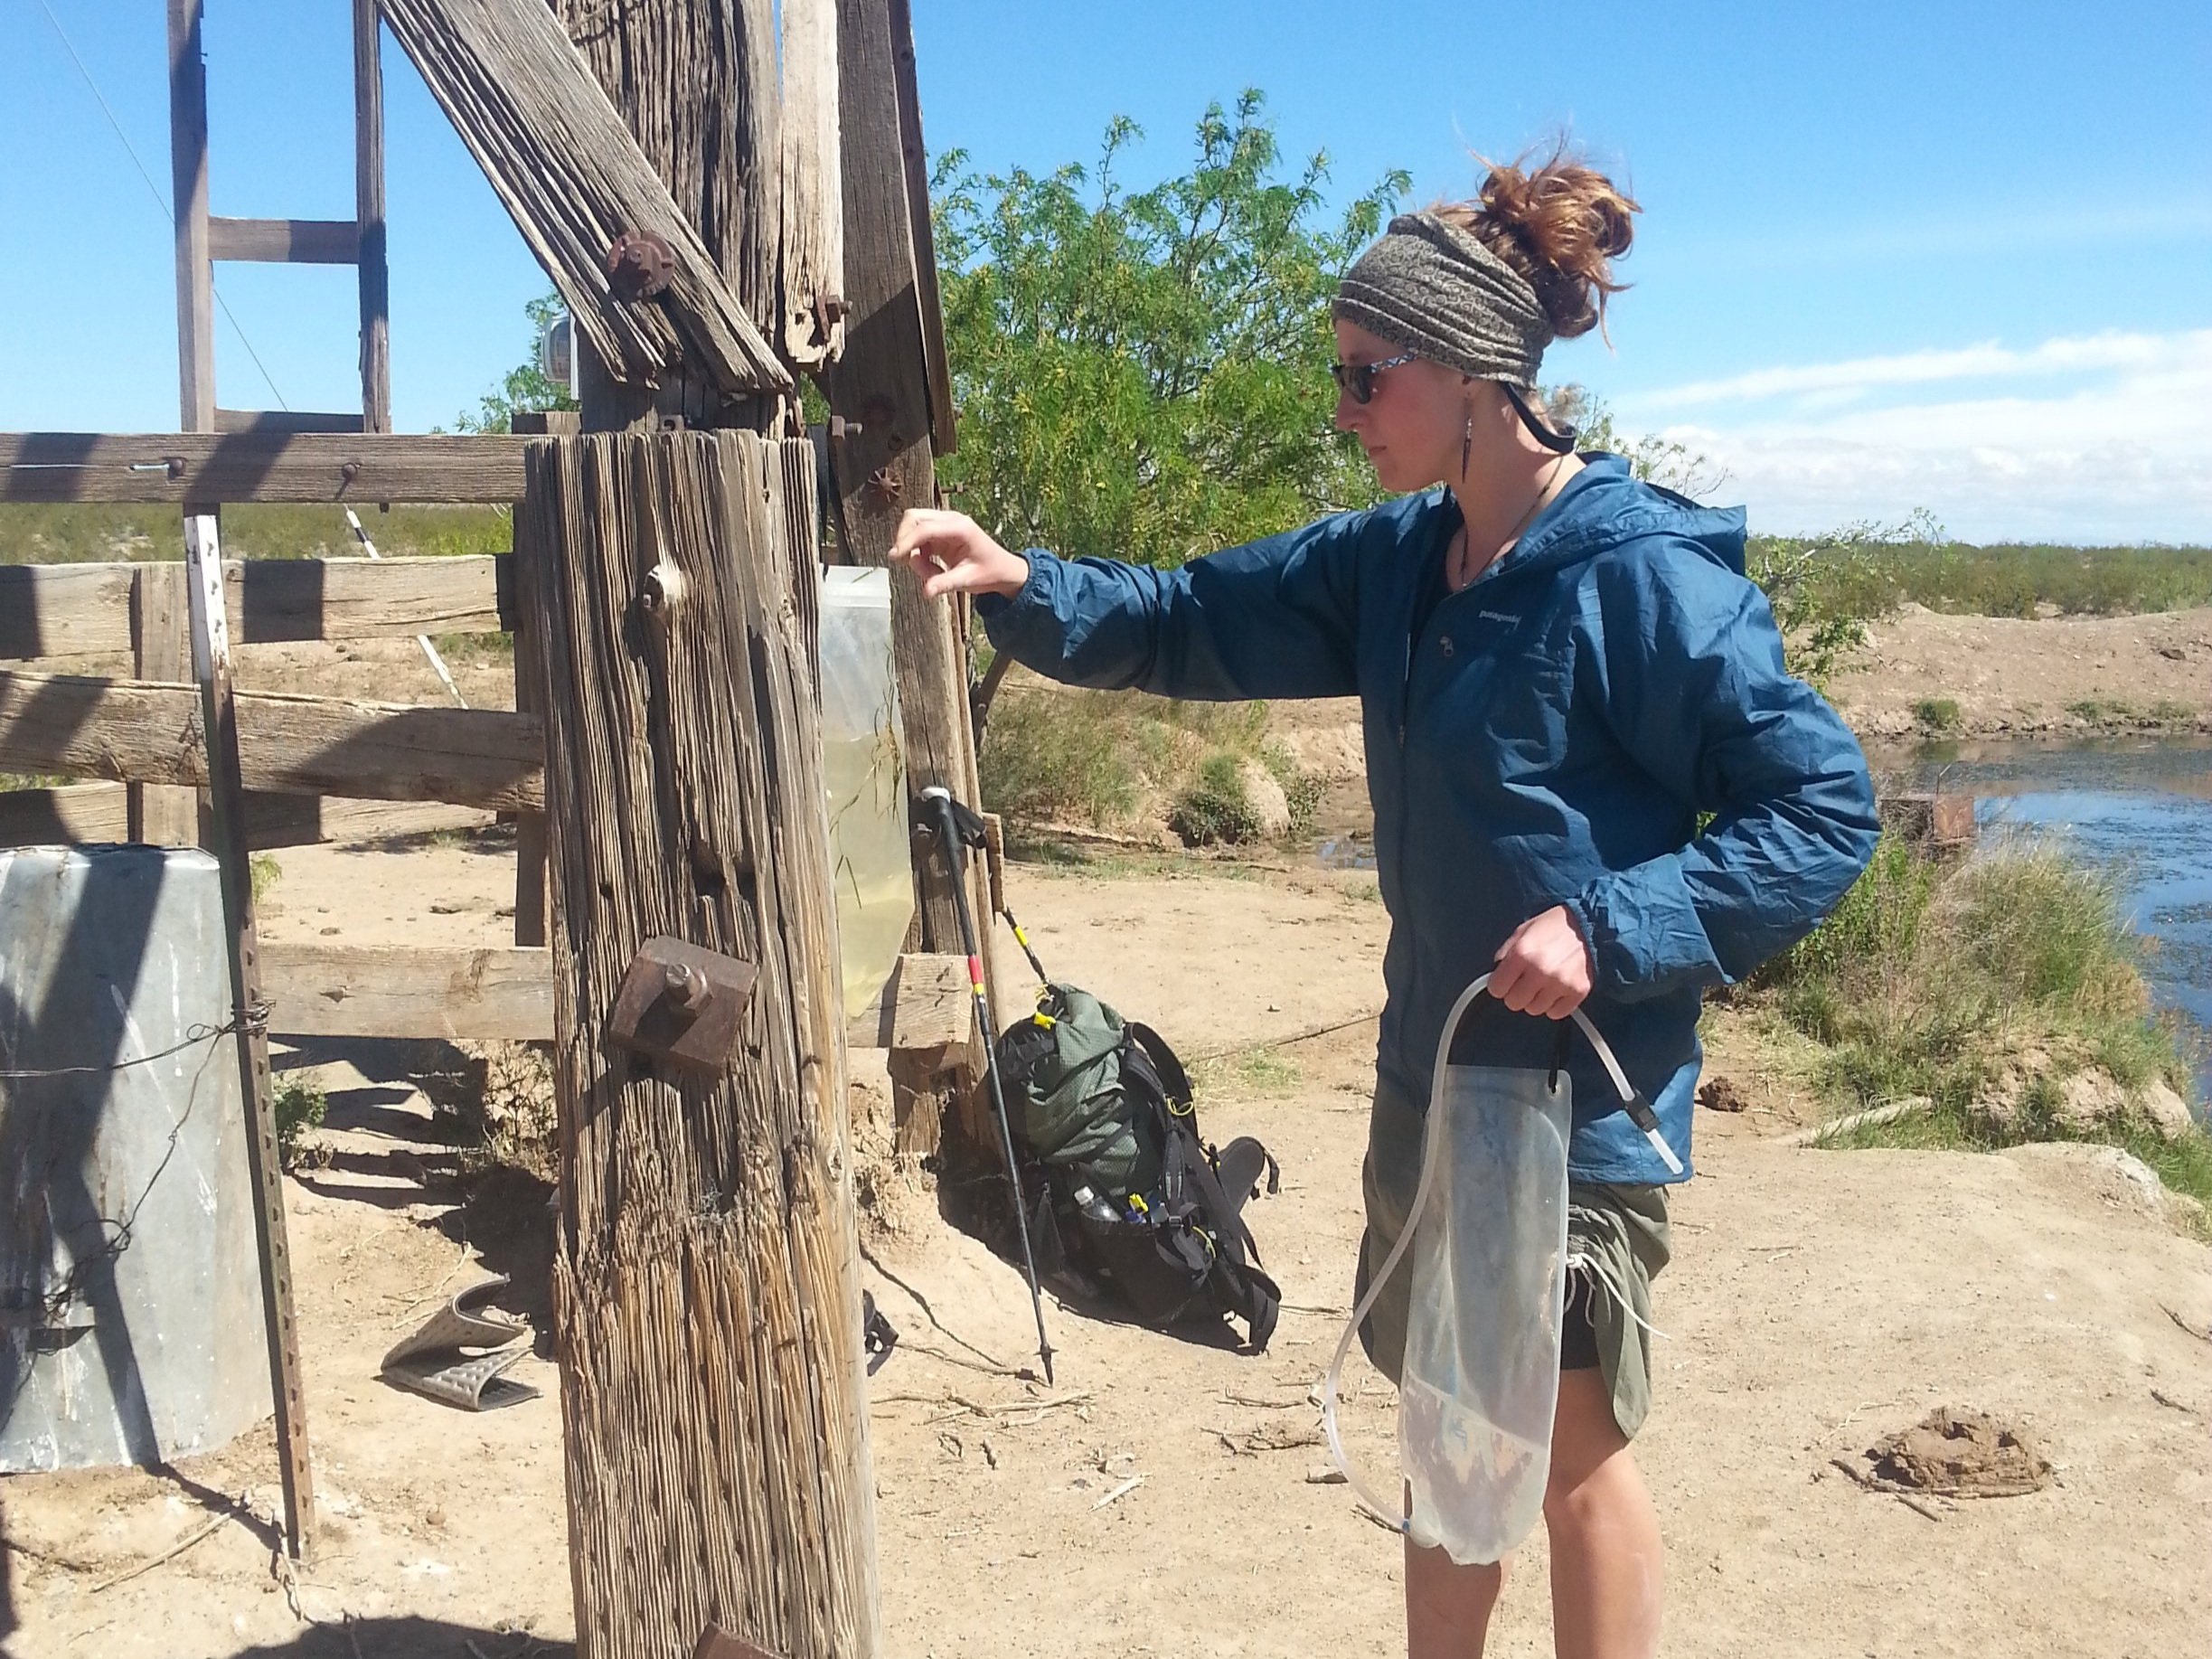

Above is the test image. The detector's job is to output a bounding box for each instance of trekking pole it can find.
[998,905,1050,986]
[917,785,1056,1385]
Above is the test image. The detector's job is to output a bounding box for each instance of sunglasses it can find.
[1330,353,1417,404]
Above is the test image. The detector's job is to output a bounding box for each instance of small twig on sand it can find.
[2160,1304,2212,1344]
[1896,1494,1946,1523]
[1352,1502,1401,1535]
[4,1539,107,1574]
[88,1511,232,1593]
[1781,1098,1927,1146]
[1092,1475,1144,1510]
[2150,1388,2198,1416]
[1823,1400,1898,1437]
[1219,1390,1309,1410]
[951,1390,1094,1418]
[878,1390,1094,1424]
[890,1338,1034,1381]
[1828,1456,1874,1488]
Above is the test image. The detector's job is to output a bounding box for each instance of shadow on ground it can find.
[233,1617,569,1658]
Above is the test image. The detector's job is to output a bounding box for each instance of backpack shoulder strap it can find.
[1124,1023,1193,1115]
[1125,1023,1283,1351]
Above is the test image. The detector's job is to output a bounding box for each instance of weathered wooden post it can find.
[380,1,880,1651]
[519,432,874,1657]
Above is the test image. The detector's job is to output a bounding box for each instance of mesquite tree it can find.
[931,90,1407,568]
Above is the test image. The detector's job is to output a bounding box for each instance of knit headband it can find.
[1332,211,1553,389]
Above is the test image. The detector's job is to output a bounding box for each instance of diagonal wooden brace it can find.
[380,0,791,395]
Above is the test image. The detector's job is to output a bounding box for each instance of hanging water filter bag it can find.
[817,567,916,1023]
[1321,975,1682,1565]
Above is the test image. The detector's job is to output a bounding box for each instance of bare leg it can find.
[1405,1537,1505,1659]
[1544,1368,1663,1659]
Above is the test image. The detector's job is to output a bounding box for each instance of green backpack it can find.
[995,983,1280,1350]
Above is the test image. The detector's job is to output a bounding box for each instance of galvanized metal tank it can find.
[0,845,272,1471]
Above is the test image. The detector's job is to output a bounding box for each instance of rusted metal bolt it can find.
[165,455,187,482]
[606,231,676,300]
[662,960,709,1012]
[640,561,689,622]
[339,460,361,487]
[828,415,864,442]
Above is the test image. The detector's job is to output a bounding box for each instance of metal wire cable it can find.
[0,1002,269,1081]
[33,0,293,410]
[15,1008,250,1321]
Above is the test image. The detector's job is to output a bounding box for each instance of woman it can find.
[892,147,1878,1659]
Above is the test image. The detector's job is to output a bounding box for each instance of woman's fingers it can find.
[890,507,1028,600]
[890,506,975,564]
[1489,906,1593,1021]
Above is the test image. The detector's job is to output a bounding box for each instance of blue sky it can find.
[3,0,2206,541]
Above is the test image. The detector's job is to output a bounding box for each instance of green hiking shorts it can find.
[1354,1077,1673,1440]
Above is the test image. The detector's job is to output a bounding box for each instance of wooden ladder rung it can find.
[208,216,362,264]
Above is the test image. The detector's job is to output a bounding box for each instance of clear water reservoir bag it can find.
[1322,976,1681,1564]
[818,567,916,1023]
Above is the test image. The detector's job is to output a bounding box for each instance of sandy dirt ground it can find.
[5,842,2208,1659]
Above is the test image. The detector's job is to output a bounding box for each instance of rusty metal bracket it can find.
[607,230,676,300]
[606,937,758,1082]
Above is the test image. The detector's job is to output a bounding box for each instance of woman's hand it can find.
[1489,905,1594,1020]
[890,508,1031,601]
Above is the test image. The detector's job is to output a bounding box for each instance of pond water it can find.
[1314,737,2212,1105]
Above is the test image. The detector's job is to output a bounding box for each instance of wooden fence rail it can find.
[0,431,533,504]
[0,781,489,851]
[0,555,513,660]
[259,943,554,1040]
[243,943,965,1049]
[0,671,542,811]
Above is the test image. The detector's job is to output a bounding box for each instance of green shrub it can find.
[1912,697,1962,733]
[978,686,1144,825]
[1949,846,2137,1007]
[979,678,1316,844]
[274,1077,328,1167]
[1264,741,1325,841]
[1751,832,2207,1216]
[1168,750,1262,845]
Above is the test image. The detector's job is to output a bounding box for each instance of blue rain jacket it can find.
[974,456,1878,1183]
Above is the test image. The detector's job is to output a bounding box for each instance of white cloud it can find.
[1631,330,2196,410]
[1613,329,2212,542]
